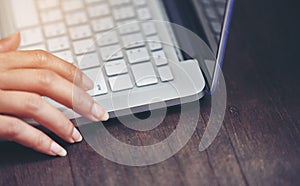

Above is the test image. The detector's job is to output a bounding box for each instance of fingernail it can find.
[91,103,109,121]
[50,142,67,157]
[101,112,110,121]
[72,128,83,143]
[82,74,94,90]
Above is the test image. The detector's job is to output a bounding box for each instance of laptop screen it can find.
[162,0,235,92]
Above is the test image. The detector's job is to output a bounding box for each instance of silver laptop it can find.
[0,0,234,124]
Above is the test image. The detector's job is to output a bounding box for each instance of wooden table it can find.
[0,0,299,185]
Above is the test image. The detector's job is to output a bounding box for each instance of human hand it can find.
[0,33,109,157]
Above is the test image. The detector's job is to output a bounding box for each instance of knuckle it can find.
[33,132,48,149]
[5,118,22,140]
[61,122,74,137]
[38,70,57,87]
[66,64,79,82]
[24,93,44,113]
[32,50,49,64]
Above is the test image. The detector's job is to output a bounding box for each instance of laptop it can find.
[0,0,234,124]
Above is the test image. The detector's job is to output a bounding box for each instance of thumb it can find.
[0,32,21,53]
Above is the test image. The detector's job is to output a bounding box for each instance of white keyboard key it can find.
[47,36,70,52]
[142,22,157,36]
[100,44,123,61]
[20,27,43,46]
[126,47,150,64]
[21,44,46,51]
[147,35,163,51]
[66,11,88,26]
[37,0,59,9]
[11,0,39,29]
[152,50,168,66]
[110,0,131,7]
[40,9,63,23]
[85,0,103,4]
[131,63,158,87]
[84,68,108,96]
[204,7,218,20]
[91,17,115,32]
[62,0,84,12]
[105,59,128,76]
[96,31,119,47]
[53,51,74,64]
[109,74,133,92]
[44,22,66,38]
[137,7,152,20]
[133,0,147,7]
[73,39,96,55]
[113,7,135,21]
[118,21,140,35]
[77,53,100,69]
[87,4,110,18]
[158,66,174,82]
[69,25,92,40]
[122,33,145,49]
[211,21,222,34]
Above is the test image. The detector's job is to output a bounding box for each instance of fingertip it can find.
[101,112,110,121]
[14,32,21,45]
[72,127,83,143]
[50,142,67,157]
[90,103,109,122]
[0,32,21,52]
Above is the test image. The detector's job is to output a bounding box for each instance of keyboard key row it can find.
[80,57,174,93]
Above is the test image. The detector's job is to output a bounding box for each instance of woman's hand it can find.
[0,33,109,157]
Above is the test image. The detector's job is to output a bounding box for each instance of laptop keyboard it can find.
[200,0,227,41]
[13,0,175,106]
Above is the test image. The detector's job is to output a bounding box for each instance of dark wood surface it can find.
[0,0,299,186]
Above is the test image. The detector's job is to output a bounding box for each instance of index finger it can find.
[0,50,94,90]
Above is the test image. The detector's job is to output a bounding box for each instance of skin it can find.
[0,33,108,157]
